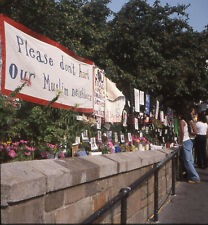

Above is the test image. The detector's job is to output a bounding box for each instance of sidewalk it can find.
[157,166,208,224]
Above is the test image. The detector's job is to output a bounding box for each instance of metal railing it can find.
[82,148,179,224]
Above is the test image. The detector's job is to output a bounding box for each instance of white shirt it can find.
[196,121,208,135]
[182,120,190,142]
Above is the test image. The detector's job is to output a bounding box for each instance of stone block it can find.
[55,156,117,186]
[1,197,44,224]
[64,184,85,205]
[24,159,72,192]
[96,179,110,193]
[122,169,143,187]
[158,148,174,156]
[147,192,154,204]
[140,182,148,200]
[141,197,148,209]
[103,152,143,173]
[45,190,64,212]
[94,201,121,224]
[135,151,166,167]
[1,161,46,204]
[93,191,108,212]
[147,176,154,195]
[43,211,56,224]
[147,202,154,218]
[82,155,118,178]
[127,189,142,218]
[55,197,93,224]
[1,208,9,223]
[84,180,98,197]
[110,173,128,191]
[108,185,119,201]
[102,210,121,224]
[127,208,146,224]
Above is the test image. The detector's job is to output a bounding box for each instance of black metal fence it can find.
[82,148,180,224]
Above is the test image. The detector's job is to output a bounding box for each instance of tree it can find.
[106,0,208,112]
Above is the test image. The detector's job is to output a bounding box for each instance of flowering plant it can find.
[132,137,151,146]
[0,140,36,163]
[138,137,151,145]
[40,143,64,159]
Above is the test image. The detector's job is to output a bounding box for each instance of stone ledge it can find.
[1,161,46,206]
[1,150,171,206]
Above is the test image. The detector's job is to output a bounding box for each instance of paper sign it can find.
[128,133,132,142]
[123,110,127,127]
[134,88,140,112]
[107,131,112,141]
[96,117,101,130]
[155,100,159,119]
[82,130,89,142]
[75,136,80,144]
[135,118,138,130]
[94,67,105,117]
[139,91,144,105]
[90,137,98,151]
[97,131,102,142]
[160,111,164,122]
[114,132,118,143]
[120,134,125,143]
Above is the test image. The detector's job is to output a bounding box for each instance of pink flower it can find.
[0,145,3,149]
[5,145,11,151]
[24,152,31,156]
[25,146,35,151]
[60,152,65,158]
[40,152,46,158]
[107,141,114,149]
[40,152,50,159]
[12,142,19,146]
[8,150,16,158]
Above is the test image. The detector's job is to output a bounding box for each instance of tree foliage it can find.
[0,0,208,112]
[107,0,208,111]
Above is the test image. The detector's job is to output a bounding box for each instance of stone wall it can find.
[1,148,175,224]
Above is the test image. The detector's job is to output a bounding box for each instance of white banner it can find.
[105,77,125,123]
[93,67,105,117]
[0,15,94,112]
[134,88,140,112]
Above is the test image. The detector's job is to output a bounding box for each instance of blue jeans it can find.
[182,139,200,181]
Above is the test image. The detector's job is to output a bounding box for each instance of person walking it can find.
[179,111,200,183]
[195,112,208,169]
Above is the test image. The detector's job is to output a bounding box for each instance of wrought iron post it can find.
[172,155,176,195]
[120,187,130,224]
[154,163,159,222]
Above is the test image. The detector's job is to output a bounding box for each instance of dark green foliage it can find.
[107,0,208,111]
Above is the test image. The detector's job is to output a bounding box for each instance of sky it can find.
[108,0,208,32]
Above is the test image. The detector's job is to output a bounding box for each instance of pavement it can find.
[156,166,208,224]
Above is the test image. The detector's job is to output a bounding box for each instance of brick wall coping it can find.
[1,148,173,207]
